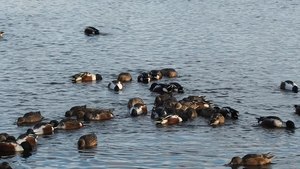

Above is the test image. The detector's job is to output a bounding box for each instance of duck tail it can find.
[256,117,264,123]
[264,152,274,159]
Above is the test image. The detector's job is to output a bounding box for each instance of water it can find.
[0,0,300,168]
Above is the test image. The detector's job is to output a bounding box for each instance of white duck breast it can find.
[272,119,283,127]
[284,82,295,91]
[129,105,143,116]
[108,81,123,91]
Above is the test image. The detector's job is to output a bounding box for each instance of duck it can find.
[108,80,123,91]
[154,93,177,107]
[0,136,33,156]
[150,82,184,94]
[226,153,274,166]
[56,119,83,130]
[129,103,148,117]
[209,113,225,126]
[0,133,10,142]
[149,70,163,80]
[78,133,97,149]
[83,109,114,121]
[17,111,43,126]
[0,162,12,169]
[256,116,295,129]
[117,72,132,83]
[65,105,87,119]
[16,129,38,150]
[127,97,145,109]
[214,106,239,119]
[151,106,168,120]
[137,72,151,84]
[168,82,184,93]
[0,31,4,38]
[149,83,172,94]
[71,72,102,83]
[180,95,212,110]
[280,80,298,93]
[160,68,177,78]
[156,114,183,125]
[294,105,300,115]
[84,26,100,36]
[32,120,59,135]
[177,107,198,121]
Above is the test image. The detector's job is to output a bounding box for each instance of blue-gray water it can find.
[0,0,300,168]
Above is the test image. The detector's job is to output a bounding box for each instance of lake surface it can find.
[0,0,300,168]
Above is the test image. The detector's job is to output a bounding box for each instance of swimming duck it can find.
[168,82,184,93]
[294,105,300,115]
[78,133,97,149]
[280,80,298,93]
[150,82,184,94]
[209,113,225,126]
[226,153,274,166]
[160,68,177,78]
[65,105,87,119]
[108,80,123,91]
[0,31,4,38]
[0,136,33,156]
[154,93,177,107]
[117,72,132,83]
[17,111,43,126]
[83,109,114,121]
[71,72,102,83]
[151,106,168,120]
[32,120,59,135]
[156,114,183,125]
[16,129,38,150]
[215,106,239,119]
[129,103,148,117]
[256,116,295,129]
[179,107,198,121]
[0,133,10,142]
[137,72,151,84]
[149,70,163,80]
[84,26,100,36]
[127,97,145,109]
[149,83,171,94]
[56,119,83,130]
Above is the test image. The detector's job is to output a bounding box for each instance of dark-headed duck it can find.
[108,80,123,91]
[256,116,295,129]
[84,26,99,36]
[280,80,298,93]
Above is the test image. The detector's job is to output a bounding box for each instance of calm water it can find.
[0,0,300,168]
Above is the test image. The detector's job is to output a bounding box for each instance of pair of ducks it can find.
[0,129,37,156]
[71,72,125,91]
[16,111,85,132]
[137,68,177,84]
[65,105,114,121]
[149,82,184,94]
